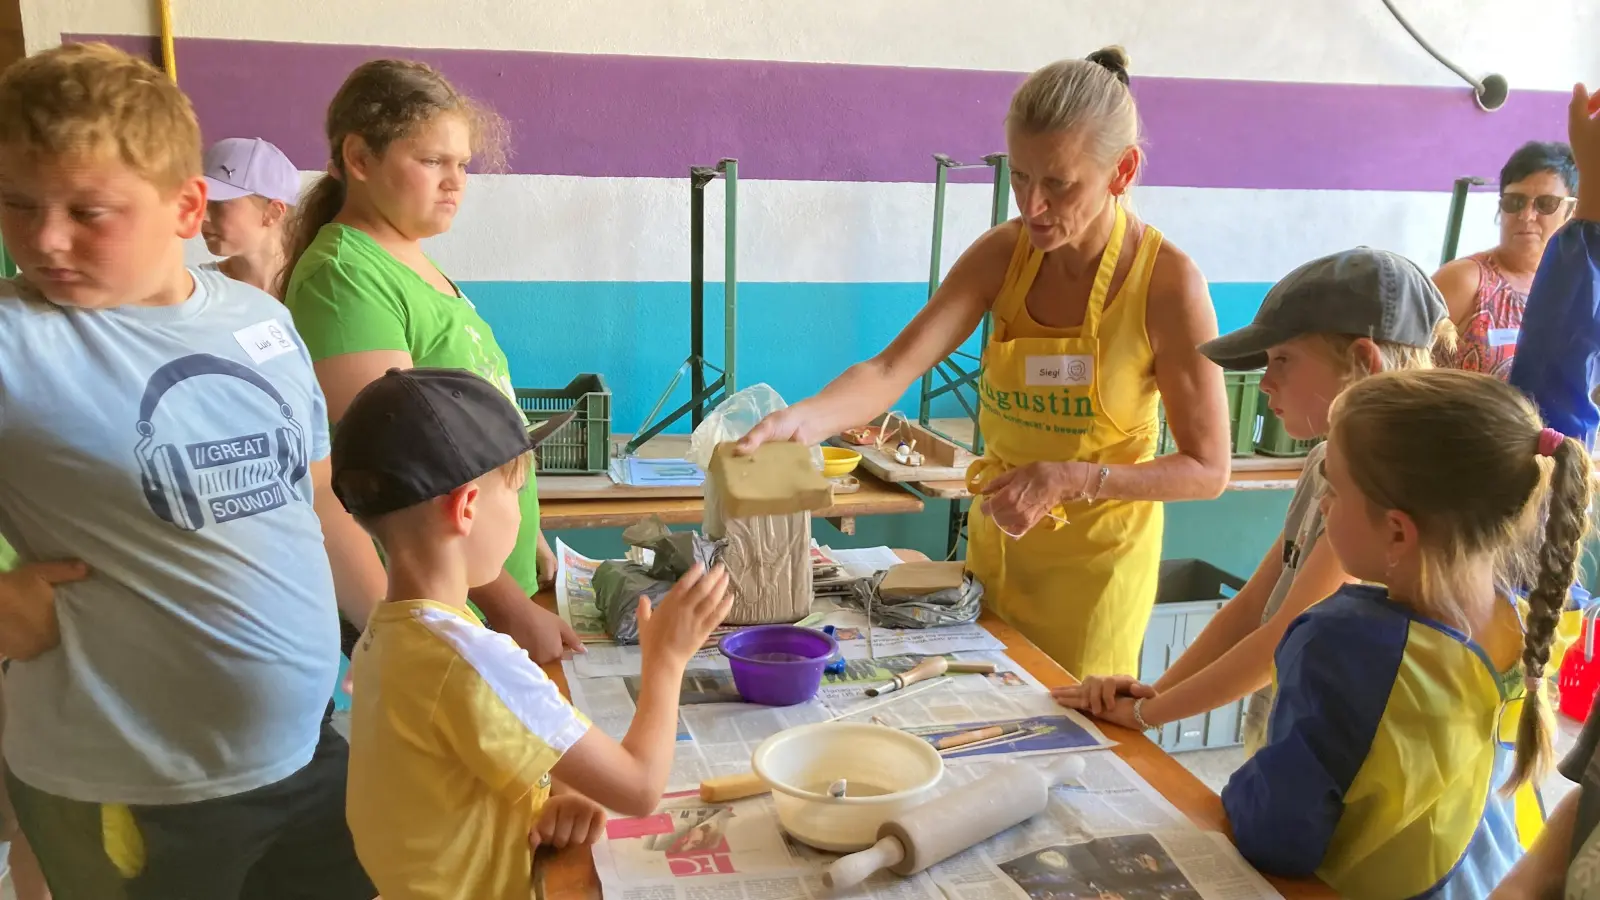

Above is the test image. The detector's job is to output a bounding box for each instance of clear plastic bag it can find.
[686,383,823,470]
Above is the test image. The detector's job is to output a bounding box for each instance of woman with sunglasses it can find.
[1434,141,1578,378]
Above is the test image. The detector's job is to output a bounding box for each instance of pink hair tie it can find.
[1538,428,1566,457]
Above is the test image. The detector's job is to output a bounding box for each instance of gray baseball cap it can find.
[1198,247,1447,371]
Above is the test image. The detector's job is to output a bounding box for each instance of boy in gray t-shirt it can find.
[0,44,371,898]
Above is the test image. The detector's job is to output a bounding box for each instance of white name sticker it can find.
[1487,328,1520,348]
[233,319,298,365]
[1026,354,1094,387]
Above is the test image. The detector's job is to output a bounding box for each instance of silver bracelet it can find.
[1132,697,1154,732]
[1085,464,1111,503]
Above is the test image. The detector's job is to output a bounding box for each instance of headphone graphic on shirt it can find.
[134,353,307,532]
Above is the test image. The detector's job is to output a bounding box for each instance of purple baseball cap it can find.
[203,138,301,204]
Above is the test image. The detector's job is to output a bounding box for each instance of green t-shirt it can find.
[284,224,542,594]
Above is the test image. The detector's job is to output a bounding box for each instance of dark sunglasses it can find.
[1499,192,1576,216]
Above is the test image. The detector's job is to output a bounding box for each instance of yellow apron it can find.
[966,205,1165,678]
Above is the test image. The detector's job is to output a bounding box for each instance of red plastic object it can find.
[1559,611,1600,721]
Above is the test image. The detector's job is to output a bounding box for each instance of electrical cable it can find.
[1379,0,1507,111]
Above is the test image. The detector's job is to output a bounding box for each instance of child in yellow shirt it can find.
[331,367,732,900]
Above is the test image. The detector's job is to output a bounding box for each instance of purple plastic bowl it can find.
[718,625,840,706]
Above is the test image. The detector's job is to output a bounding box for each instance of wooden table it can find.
[906,456,1309,555]
[530,579,1336,900]
[536,434,925,533]
[909,455,1310,501]
[539,468,923,533]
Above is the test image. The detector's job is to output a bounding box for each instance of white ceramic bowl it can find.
[750,721,945,852]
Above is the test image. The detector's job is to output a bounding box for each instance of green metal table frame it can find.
[1440,176,1486,267]
[628,159,739,454]
[916,153,1012,558]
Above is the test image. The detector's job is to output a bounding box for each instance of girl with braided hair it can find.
[1222,367,1591,899]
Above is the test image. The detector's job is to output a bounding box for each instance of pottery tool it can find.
[937,722,1052,757]
[822,754,1087,893]
[698,679,953,803]
[863,657,994,697]
[933,722,1023,752]
[865,656,947,697]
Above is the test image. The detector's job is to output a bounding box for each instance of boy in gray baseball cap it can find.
[1198,246,1449,371]
[1058,246,1448,754]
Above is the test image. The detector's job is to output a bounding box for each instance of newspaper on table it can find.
[590,750,1283,900]
[557,540,1006,680]
[555,539,611,643]
[564,648,1111,794]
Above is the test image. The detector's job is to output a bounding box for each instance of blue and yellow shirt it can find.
[1222,585,1525,899]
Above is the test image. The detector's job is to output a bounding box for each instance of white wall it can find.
[24,0,1600,89]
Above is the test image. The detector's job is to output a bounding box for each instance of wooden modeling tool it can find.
[933,722,1023,752]
[700,771,768,803]
[863,657,995,697]
[822,755,1087,893]
[865,657,947,697]
[697,679,954,803]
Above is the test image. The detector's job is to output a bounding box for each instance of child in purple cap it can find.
[201,137,300,293]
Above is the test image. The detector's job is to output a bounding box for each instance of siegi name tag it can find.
[1487,328,1520,348]
[1026,354,1094,387]
[234,319,297,365]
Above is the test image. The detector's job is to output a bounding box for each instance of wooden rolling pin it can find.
[821,754,1086,893]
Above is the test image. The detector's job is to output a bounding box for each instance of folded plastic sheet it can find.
[594,517,724,644]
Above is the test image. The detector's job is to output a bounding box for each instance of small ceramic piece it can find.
[840,425,882,446]
[893,439,923,467]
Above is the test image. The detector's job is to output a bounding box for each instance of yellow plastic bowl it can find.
[821,447,862,478]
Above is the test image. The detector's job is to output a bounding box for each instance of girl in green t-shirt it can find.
[280,59,579,664]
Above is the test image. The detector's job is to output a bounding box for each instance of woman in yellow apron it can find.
[738,48,1231,677]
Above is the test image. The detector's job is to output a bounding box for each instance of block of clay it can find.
[708,442,833,520]
[716,510,814,625]
[879,561,967,597]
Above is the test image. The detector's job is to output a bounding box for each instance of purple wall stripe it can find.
[75,34,1569,191]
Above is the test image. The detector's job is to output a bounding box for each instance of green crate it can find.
[1254,393,1321,458]
[1156,370,1262,457]
[515,374,612,474]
